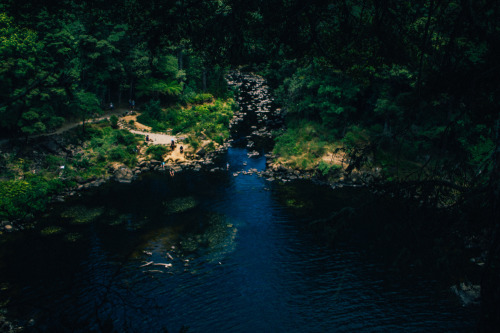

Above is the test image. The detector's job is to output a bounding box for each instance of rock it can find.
[114,166,134,183]
[451,282,481,306]
[247,151,260,158]
[196,146,207,157]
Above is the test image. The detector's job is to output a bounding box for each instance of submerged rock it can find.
[451,282,481,306]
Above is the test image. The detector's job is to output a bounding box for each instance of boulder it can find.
[114,165,134,183]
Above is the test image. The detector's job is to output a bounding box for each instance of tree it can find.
[0,12,40,133]
[71,90,100,133]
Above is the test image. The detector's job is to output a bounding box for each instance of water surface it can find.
[0,147,478,332]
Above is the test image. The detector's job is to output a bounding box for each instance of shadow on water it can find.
[0,72,480,331]
[0,161,480,332]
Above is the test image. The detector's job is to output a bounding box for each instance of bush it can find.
[0,176,64,220]
[73,156,91,169]
[44,155,65,169]
[146,145,168,160]
[110,115,119,128]
[108,147,128,162]
[113,130,137,146]
[143,99,164,121]
[318,161,342,177]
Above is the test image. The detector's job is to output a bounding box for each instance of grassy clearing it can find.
[272,119,439,181]
[136,98,236,151]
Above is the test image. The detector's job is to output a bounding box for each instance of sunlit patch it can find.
[61,205,104,224]
[40,226,64,236]
[163,196,199,215]
[108,213,132,226]
[285,198,306,208]
[64,232,83,242]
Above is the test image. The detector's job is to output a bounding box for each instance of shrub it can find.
[114,130,137,146]
[108,147,128,162]
[110,115,119,128]
[0,176,64,220]
[146,145,168,160]
[185,135,200,151]
[44,155,65,169]
[318,161,342,177]
[73,156,91,169]
[143,99,164,121]
[205,141,216,151]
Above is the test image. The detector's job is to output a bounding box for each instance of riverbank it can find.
[0,70,491,332]
[0,101,235,233]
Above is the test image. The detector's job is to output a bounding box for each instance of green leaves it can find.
[137,78,183,98]
[0,177,63,220]
[281,61,361,130]
[18,110,46,136]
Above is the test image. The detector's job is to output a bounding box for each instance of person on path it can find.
[145,135,149,142]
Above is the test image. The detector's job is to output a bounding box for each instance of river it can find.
[0,73,479,332]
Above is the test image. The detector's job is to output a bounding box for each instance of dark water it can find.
[0,147,479,332]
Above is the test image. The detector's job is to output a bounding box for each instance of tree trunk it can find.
[178,48,183,70]
[416,0,436,97]
[202,69,207,92]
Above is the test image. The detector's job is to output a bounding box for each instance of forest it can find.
[1,0,499,331]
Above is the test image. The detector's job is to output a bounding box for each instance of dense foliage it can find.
[1,1,499,330]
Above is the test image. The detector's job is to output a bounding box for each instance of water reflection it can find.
[0,149,479,332]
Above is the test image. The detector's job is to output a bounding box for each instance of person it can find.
[128,99,132,109]
[145,135,149,142]
[227,162,229,170]
[131,100,135,110]
[170,169,175,177]
[161,161,165,169]
[179,146,183,154]
[171,139,175,150]
[109,102,114,111]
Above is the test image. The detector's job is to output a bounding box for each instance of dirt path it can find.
[0,108,179,146]
[129,129,177,145]
[0,107,193,162]
[0,108,128,146]
[45,108,129,136]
